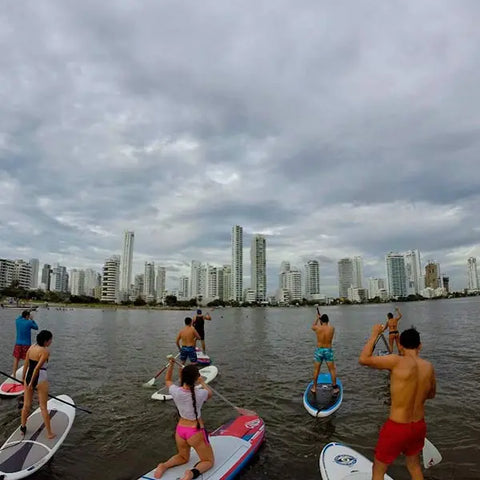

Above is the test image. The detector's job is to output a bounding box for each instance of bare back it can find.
[178,326,199,347]
[386,317,400,332]
[312,324,335,348]
[390,354,435,423]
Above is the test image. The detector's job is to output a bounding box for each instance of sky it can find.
[1,1,479,296]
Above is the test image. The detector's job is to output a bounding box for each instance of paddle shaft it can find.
[152,353,180,379]
[0,370,92,414]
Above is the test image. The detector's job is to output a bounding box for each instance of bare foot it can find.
[180,469,194,480]
[153,463,168,479]
[47,432,56,440]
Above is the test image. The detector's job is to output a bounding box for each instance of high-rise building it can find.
[144,262,156,302]
[279,261,290,290]
[190,260,206,299]
[231,225,243,301]
[120,231,134,298]
[467,257,479,291]
[286,269,302,302]
[222,265,232,301]
[29,258,39,289]
[133,274,144,299]
[205,264,218,301]
[404,249,422,295]
[84,269,100,297]
[338,258,354,298]
[353,256,363,289]
[0,259,15,289]
[101,256,120,303]
[304,260,320,300]
[250,234,267,302]
[385,253,407,298]
[70,269,85,296]
[51,263,68,292]
[13,260,32,290]
[216,267,224,301]
[178,276,189,300]
[424,261,441,289]
[155,266,166,302]
[40,264,52,291]
[368,277,386,299]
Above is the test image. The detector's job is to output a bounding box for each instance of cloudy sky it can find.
[1,1,479,296]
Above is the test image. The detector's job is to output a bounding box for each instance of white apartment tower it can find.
[222,265,232,301]
[286,269,302,302]
[0,259,15,289]
[386,253,407,298]
[305,260,320,300]
[29,258,39,289]
[368,277,386,299]
[156,266,166,301]
[13,260,32,290]
[353,256,364,289]
[279,261,290,290]
[338,258,354,298]
[120,231,135,297]
[467,257,479,291]
[101,256,120,303]
[51,264,68,292]
[84,269,100,297]
[404,249,422,295]
[190,260,206,299]
[70,269,86,296]
[178,276,189,300]
[205,265,218,301]
[231,225,243,302]
[144,262,156,302]
[251,234,267,302]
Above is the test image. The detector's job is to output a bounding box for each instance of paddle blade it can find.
[423,438,442,469]
[142,378,156,388]
[237,407,257,416]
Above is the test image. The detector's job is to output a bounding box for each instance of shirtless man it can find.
[176,317,201,365]
[359,325,436,480]
[384,307,402,353]
[311,312,339,394]
[192,309,212,353]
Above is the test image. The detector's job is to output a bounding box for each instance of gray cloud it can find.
[1,1,480,295]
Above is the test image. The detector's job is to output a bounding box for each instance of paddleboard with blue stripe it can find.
[303,373,343,417]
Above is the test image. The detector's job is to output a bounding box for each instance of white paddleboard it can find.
[303,374,343,418]
[0,368,24,397]
[196,348,211,366]
[0,394,76,479]
[152,366,218,401]
[320,442,394,479]
[137,414,265,480]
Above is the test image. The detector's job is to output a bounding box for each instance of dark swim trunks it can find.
[389,330,399,335]
[180,346,197,363]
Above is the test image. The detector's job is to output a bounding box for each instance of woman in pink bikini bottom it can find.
[153,359,214,480]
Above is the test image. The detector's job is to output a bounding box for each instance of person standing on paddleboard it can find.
[176,317,201,365]
[12,310,39,375]
[384,306,402,353]
[192,309,211,354]
[21,330,56,439]
[359,325,436,480]
[311,312,339,395]
[153,357,214,480]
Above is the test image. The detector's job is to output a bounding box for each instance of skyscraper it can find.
[279,261,290,290]
[368,277,386,299]
[29,258,39,289]
[424,261,441,289]
[84,269,100,297]
[144,262,156,302]
[156,266,166,302]
[40,264,52,291]
[190,260,206,299]
[51,263,68,292]
[385,253,407,298]
[222,265,232,301]
[404,249,422,295]
[101,256,120,303]
[305,260,320,300]
[120,231,134,298]
[338,258,354,298]
[178,276,189,300]
[13,260,32,289]
[353,256,363,289]
[70,269,85,296]
[286,269,302,301]
[467,257,479,291]
[205,264,218,301]
[0,259,15,289]
[231,225,243,301]
[250,234,267,302]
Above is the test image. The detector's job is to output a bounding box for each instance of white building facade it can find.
[304,260,321,300]
[385,253,407,298]
[467,257,479,291]
[101,256,120,303]
[251,234,267,302]
[120,231,134,299]
[231,225,243,302]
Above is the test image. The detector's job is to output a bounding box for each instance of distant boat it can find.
[0,304,39,311]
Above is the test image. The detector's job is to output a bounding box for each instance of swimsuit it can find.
[176,424,210,444]
[314,347,335,363]
[180,346,198,363]
[389,330,399,335]
[25,360,48,389]
[375,418,426,464]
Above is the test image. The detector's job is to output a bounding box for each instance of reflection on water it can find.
[1,298,479,479]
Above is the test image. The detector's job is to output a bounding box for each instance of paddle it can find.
[423,437,442,468]
[0,371,92,414]
[170,357,257,417]
[143,353,180,388]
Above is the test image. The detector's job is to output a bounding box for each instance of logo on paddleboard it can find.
[334,454,357,466]
[245,419,261,429]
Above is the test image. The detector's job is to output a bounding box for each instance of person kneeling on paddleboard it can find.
[176,317,201,365]
[154,358,214,480]
[359,325,436,480]
[20,330,55,439]
[311,312,339,395]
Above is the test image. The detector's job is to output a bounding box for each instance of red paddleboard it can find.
[0,367,24,397]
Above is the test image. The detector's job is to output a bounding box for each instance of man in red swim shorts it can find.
[359,325,436,480]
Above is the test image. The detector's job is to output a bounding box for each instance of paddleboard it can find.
[196,348,211,366]
[0,368,24,397]
[303,373,343,417]
[151,366,218,401]
[0,394,76,479]
[138,414,265,480]
[320,442,394,479]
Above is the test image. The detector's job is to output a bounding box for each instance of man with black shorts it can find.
[192,309,211,354]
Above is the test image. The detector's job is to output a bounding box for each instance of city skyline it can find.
[1,2,480,296]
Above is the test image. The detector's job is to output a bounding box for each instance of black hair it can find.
[181,365,201,429]
[320,314,329,323]
[387,312,393,319]
[37,330,53,346]
[21,310,30,318]
[184,317,193,325]
[400,327,420,349]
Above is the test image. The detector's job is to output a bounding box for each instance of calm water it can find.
[1,298,479,479]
